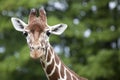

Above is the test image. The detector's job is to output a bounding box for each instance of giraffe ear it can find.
[49,24,67,35]
[11,17,28,32]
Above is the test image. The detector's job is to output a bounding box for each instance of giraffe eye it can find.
[23,31,28,37]
[46,30,51,36]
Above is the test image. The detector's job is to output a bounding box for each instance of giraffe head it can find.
[11,7,67,59]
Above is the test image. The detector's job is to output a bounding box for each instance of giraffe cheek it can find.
[30,51,43,59]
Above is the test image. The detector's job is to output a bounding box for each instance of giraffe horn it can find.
[39,7,47,22]
[28,8,37,23]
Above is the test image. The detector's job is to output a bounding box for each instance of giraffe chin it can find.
[30,51,43,59]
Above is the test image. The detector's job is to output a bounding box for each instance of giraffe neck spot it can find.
[46,58,54,75]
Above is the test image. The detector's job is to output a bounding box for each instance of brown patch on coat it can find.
[48,66,60,80]
[47,49,51,62]
[66,70,72,80]
[46,59,54,74]
[54,53,60,65]
[60,63,65,78]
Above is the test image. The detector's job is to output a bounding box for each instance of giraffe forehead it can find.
[28,18,46,31]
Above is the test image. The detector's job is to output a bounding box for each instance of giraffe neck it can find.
[40,45,87,80]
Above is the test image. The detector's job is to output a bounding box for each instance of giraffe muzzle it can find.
[30,46,44,59]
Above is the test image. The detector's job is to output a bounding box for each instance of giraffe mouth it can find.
[30,51,44,59]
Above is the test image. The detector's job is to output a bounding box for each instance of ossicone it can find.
[28,8,37,23]
[39,7,47,22]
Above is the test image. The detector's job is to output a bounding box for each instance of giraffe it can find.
[11,7,88,80]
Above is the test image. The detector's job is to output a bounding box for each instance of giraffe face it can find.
[23,24,50,59]
[11,8,67,59]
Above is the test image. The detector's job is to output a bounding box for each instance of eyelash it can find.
[46,31,51,36]
[23,31,28,37]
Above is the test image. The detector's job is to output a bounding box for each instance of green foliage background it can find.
[0,0,120,80]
